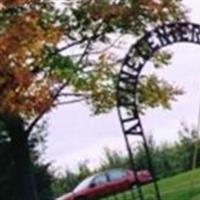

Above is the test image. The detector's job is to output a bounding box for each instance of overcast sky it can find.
[44,0,200,174]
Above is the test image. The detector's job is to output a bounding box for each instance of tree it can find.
[0,120,54,200]
[0,0,186,199]
[177,123,200,171]
[0,122,14,199]
[52,162,92,198]
[99,147,129,170]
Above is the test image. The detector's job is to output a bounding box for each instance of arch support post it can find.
[123,133,144,200]
[142,134,161,200]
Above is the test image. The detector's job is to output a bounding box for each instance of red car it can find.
[57,169,152,200]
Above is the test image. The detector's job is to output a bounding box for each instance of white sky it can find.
[44,0,200,174]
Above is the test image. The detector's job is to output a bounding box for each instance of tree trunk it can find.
[1,114,39,200]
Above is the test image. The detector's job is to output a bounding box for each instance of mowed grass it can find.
[101,169,200,200]
[143,168,200,200]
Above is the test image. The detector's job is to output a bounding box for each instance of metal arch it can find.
[117,22,200,200]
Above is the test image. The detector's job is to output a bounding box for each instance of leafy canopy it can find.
[0,0,186,119]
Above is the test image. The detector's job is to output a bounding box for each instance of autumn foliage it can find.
[0,5,63,116]
[0,0,186,117]
[0,0,31,8]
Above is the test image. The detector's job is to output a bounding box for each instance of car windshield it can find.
[73,175,95,192]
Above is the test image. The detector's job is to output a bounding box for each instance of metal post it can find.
[141,133,161,200]
[123,134,144,200]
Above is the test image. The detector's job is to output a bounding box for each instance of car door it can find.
[88,173,110,199]
[106,169,131,194]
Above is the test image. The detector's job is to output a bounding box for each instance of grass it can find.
[143,168,200,200]
[101,168,200,200]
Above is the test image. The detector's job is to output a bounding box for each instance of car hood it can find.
[56,192,74,200]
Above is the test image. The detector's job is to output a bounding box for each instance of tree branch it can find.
[54,98,86,106]
[77,24,103,65]
[90,35,123,54]
[56,37,88,53]
[59,92,89,98]
[25,82,68,136]
[25,24,102,137]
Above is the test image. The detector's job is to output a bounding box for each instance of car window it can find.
[73,176,95,192]
[107,170,127,181]
[92,174,107,186]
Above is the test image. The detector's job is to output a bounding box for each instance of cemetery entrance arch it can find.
[117,22,200,200]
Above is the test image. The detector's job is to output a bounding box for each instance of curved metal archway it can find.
[117,22,200,200]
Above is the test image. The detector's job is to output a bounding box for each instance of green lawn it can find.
[102,169,200,200]
[143,168,200,200]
